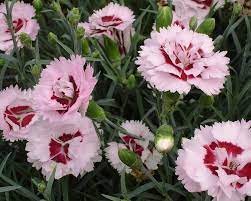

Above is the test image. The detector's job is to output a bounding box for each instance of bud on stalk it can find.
[196,18,215,35]
[33,0,43,12]
[48,32,58,45]
[118,149,142,169]
[156,6,173,31]
[154,125,174,153]
[86,100,106,122]
[19,33,32,48]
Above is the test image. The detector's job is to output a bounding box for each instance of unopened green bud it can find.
[33,0,43,12]
[196,18,215,35]
[233,2,243,16]
[67,7,80,26]
[118,149,142,169]
[156,6,173,31]
[0,59,5,66]
[31,64,41,79]
[19,33,32,48]
[48,32,58,45]
[154,125,174,153]
[86,100,106,122]
[189,16,198,31]
[51,1,61,13]
[104,36,121,62]
[82,38,90,55]
[199,94,214,107]
[37,181,46,193]
[126,74,136,90]
[76,26,85,39]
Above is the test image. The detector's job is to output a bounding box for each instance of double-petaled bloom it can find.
[176,120,251,201]
[105,120,163,174]
[0,86,38,142]
[26,115,102,180]
[0,1,40,53]
[33,55,97,121]
[79,2,135,55]
[136,25,230,95]
[173,0,236,23]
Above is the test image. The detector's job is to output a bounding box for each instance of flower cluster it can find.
[79,2,135,56]
[0,1,40,54]
[0,55,101,179]
[105,121,163,174]
[176,120,251,201]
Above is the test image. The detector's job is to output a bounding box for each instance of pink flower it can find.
[0,86,38,142]
[26,115,102,180]
[136,25,230,95]
[176,120,251,201]
[0,1,40,54]
[79,2,135,55]
[173,0,236,22]
[105,120,162,174]
[33,55,97,121]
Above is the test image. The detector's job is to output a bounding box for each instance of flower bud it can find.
[37,181,46,193]
[233,2,243,16]
[199,94,214,107]
[82,38,90,55]
[67,7,81,26]
[48,32,58,45]
[189,16,198,31]
[118,148,142,169]
[154,125,174,153]
[126,74,136,90]
[76,26,85,39]
[104,36,121,62]
[196,18,215,35]
[156,6,173,31]
[19,33,32,48]
[51,1,61,13]
[86,100,106,122]
[31,64,41,79]
[0,58,5,66]
[33,0,43,12]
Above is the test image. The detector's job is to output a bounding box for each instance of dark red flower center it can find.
[122,135,144,156]
[191,0,213,9]
[4,105,35,130]
[160,44,203,81]
[173,20,185,29]
[101,15,123,26]
[51,76,79,114]
[6,18,26,33]
[49,131,82,164]
[204,141,251,188]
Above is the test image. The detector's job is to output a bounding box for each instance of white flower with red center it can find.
[33,55,97,121]
[0,1,40,54]
[176,120,251,201]
[79,2,135,55]
[173,0,236,22]
[26,115,102,180]
[0,86,38,142]
[136,25,230,95]
[105,120,163,173]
